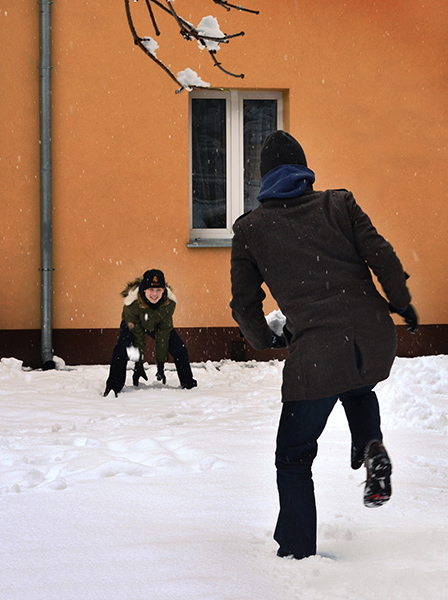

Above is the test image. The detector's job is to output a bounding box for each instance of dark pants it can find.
[274,385,382,559]
[105,322,194,392]
[145,329,194,387]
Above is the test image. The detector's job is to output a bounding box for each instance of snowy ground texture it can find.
[1,354,447,600]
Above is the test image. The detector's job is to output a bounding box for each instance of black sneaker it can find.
[363,441,392,508]
[181,379,197,390]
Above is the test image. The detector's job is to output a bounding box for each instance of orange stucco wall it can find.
[1,0,447,332]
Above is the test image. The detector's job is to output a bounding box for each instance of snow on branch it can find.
[124,0,259,92]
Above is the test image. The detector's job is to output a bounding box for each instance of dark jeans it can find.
[105,322,195,392]
[274,385,382,559]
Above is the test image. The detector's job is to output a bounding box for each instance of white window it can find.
[189,90,283,246]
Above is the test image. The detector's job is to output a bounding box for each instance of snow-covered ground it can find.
[1,354,447,600]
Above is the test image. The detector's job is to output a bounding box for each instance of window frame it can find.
[188,89,283,246]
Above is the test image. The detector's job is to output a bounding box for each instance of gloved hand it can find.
[270,332,287,349]
[156,362,166,385]
[389,303,419,334]
[132,362,148,387]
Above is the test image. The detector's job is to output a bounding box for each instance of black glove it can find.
[270,332,287,349]
[133,363,148,387]
[389,303,419,334]
[156,362,166,385]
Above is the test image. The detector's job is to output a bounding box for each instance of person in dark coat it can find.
[104,269,197,396]
[230,130,418,559]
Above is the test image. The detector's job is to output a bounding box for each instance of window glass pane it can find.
[243,100,277,212]
[191,98,227,229]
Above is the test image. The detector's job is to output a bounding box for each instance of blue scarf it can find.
[256,164,315,202]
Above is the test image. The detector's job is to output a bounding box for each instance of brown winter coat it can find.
[230,188,411,402]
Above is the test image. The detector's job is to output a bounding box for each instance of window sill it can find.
[187,238,232,248]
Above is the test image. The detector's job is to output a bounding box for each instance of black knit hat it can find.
[140,269,166,290]
[260,130,308,177]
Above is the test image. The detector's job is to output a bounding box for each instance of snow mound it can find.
[0,356,24,376]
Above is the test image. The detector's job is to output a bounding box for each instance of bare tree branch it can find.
[209,48,244,79]
[212,0,259,15]
[143,0,160,36]
[124,0,258,91]
[124,0,180,87]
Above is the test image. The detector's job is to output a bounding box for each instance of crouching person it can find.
[104,269,197,396]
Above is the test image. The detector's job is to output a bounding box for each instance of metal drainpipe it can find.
[39,0,55,370]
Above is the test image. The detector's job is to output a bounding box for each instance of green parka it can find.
[121,279,176,364]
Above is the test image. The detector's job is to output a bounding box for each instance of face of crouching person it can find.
[144,287,164,304]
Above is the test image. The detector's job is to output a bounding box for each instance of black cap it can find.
[140,269,166,290]
[260,130,308,177]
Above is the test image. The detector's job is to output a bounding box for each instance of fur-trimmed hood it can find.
[121,278,177,307]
